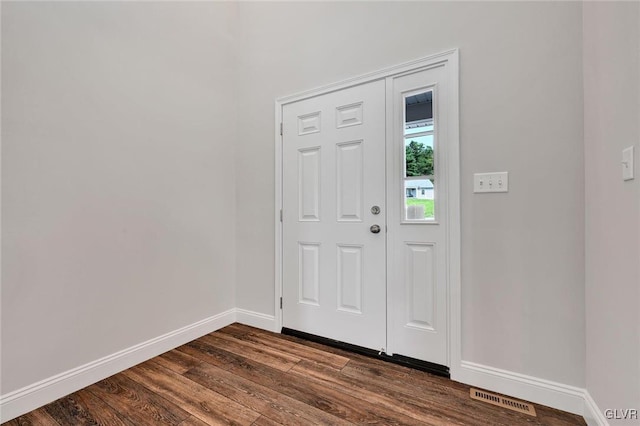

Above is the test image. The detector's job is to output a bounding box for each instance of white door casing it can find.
[275,51,460,371]
[281,80,387,351]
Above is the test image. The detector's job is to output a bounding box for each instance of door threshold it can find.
[281,327,450,378]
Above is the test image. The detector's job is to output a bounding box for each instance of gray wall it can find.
[234,1,586,387]
[1,0,593,403]
[583,2,640,422]
[1,2,238,393]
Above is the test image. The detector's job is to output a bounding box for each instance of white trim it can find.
[235,308,277,332]
[445,50,461,378]
[274,100,284,333]
[274,51,461,366]
[457,360,586,416]
[583,391,609,426]
[384,74,396,354]
[0,309,236,423]
[275,49,457,106]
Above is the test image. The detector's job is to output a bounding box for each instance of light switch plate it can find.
[622,146,634,181]
[474,172,509,193]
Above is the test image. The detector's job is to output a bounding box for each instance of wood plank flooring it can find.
[3,324,586,425]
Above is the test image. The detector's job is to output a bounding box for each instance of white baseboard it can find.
[1,310,605,425]
[0,308,236,423]
[455,360,586,417]
[583,391,609,426]
[235,308,277,332]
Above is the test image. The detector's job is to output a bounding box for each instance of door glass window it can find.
[404,90,434,221]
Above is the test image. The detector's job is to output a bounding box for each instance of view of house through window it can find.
[404,90,434,220]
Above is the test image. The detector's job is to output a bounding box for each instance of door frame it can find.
[274,49,461,377]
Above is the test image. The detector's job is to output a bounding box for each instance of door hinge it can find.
[280,209,283,222]
[280,297,283,309]
[280,123,283,136]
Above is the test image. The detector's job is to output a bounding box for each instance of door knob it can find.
[370,224,381,234]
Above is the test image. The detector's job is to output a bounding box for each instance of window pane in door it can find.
[404,90,435,221]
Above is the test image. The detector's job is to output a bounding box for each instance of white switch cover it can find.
[622,146,634,181]
[474,172,509,193]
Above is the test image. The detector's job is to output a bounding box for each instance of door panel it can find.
[298,148,321,221]
[387,65,449,365]
[336,141,364,221]
[405,242,436,330]
[282,80,387,351]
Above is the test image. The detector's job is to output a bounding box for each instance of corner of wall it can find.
[455,361,586,416]
[583,391,609,426]
[0,309,236,423]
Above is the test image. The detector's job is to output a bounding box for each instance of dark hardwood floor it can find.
[4,323,586,425]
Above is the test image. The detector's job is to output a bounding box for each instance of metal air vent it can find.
[470,388,537,417]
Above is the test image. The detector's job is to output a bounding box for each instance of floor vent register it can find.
[470,388,537,417]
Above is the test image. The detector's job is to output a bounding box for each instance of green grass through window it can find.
[406,198,435,218]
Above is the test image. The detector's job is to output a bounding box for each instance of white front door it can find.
[280,55,457,368]
[282,80,387,351]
